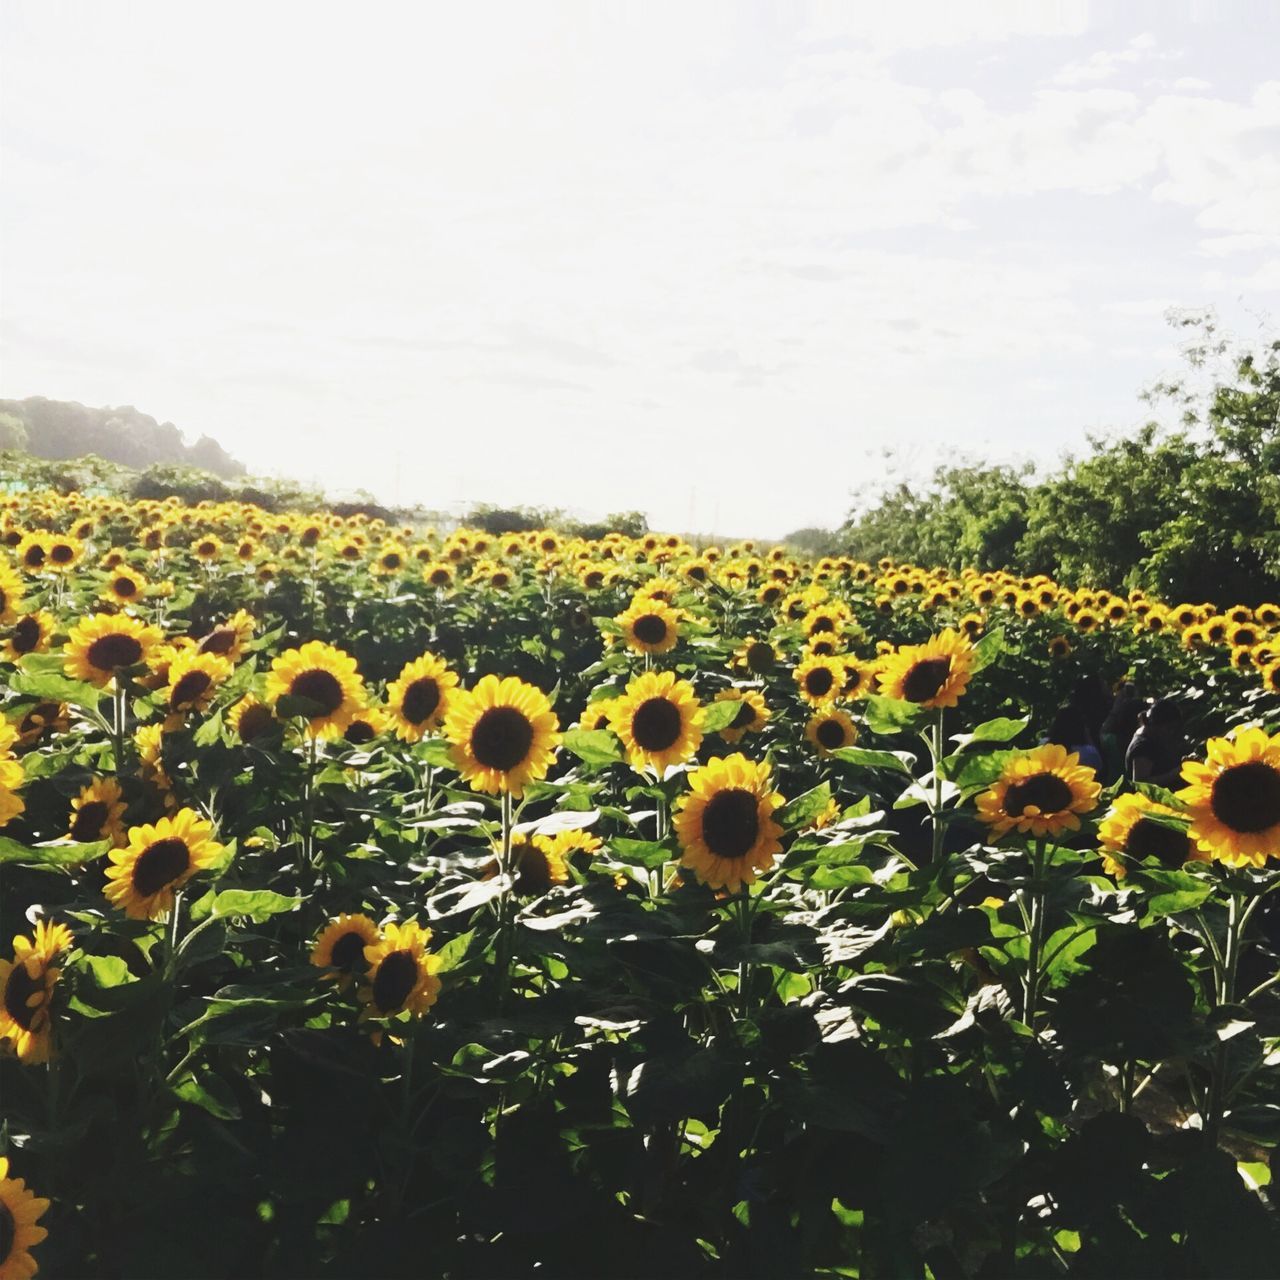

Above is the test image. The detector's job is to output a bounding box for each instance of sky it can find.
[2,1,1278,538]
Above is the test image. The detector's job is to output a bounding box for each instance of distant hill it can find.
[0,396,245,478]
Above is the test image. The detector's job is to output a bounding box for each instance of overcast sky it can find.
[3,2,1278,537]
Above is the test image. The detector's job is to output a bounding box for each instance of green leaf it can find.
[830,746,916,776]
[778,782,833,831]
[79,954,137,988]
[188,889,300,924]
[699,698,744,733]
[955,716,1029,747]
[0,836,109,867]
[7,669,102,710]
[970,626,1005,673]
[1128,868,1214,917]
[952,750,1019,791]
[861,695,927,736]
[434,930,475,973]
[608,837,671,868]
[562,729,622,767]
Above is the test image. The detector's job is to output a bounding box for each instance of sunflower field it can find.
[2,492,1280,1280]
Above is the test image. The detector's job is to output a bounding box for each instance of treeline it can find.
[0,396,245,478]
[834,316,1280,606]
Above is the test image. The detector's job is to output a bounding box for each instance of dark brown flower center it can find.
[20,701,60,735]
[746,642,774,674]
[630,697,683,753]
[372,950,418,1012]
[170,670,213,709]
[632,614,669,646]
[86,632,143,672]
[131,837,191,896]
[3,961,42,1031]
[470,706,535,771]
[1126,817,1192,867]
[12,615,41,653]
[902,657,951,703]
[514,845,554,895]
[730,700,756,730]
[429,568,451,585]
[1004,773,1073,817]
[23,544,45,568]
[330,930,368,971]
[344,720,376,745]
[114,576,138,597]
[1211,761,1280,834]
[804,666,835,698]
[237,702,275,741]
[817,719,847,750]
[701,788,760,859]
[198,628,236,656]
[50,543,74,563]
[290,669,344,716]
[401,678,441,727]
[71,801,109,843]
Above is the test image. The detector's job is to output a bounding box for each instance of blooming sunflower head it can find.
[715,689,770,744]
[1176,727,1280,868]
[196,609,256,662]
[0,922,73,1065]
[1096,792,1204,879]
[385,652,459,742]
[101,565,148,607]
[608,670,703,774]
[64,613,163,688]
[674,753,785,894]
[165,651,234,720]
[359,920,441,1021]
[794,654,846,707]
[877,629,975,709]
[443,675,561,796]
[732,637,778,677]
[68,777,127,845]
[343,705,388,746]
[976,745,1101,840]
[104,808,225,920]
[266,641,366,739]
[0,1155,50,1278]
[615,597,682,656]
[310,913,381,984]
[805,708,858,756]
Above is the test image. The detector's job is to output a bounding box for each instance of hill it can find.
[0,396,245,478]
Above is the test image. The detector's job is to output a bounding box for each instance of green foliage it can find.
[842,317,1280,605]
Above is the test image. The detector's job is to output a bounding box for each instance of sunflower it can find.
[1176,727,1280,868]
[615,597,681,656]
[342,705,388,746]
[103,808,225,920]
[134,723,173,793]
[310,913,380,983]
[67,777,127,844]
[608,670,703,774]
[359,920,441,1021]
[1096,792,1204,879]
[385,653,459,742]
[266,641,366,738]
[444,675,561,796]
[976,745,1101,840]
[14,534,48,574]
[485,833,572,896]
[1262,661,1280,696]
[541,828,603,864]
[577,697,619,733]
[0,1155,50,1280]
[877,629,975,709]
[1048,635,1073,660]
[165,651,234,721]
[841,658,877,700]
[731,637,778,677]
[805,708,858,756]
[422,561,456,589]
[0,562,23,626]
[715,689,770,744]
[101,565,148,607]
[64,613,163,687]
[45,537,84,574]
[0,921,73,1065]
[12,701,69,747]
[227,696,276,743]
[675,753,785,894]
[184,608,247,661]
[372,542,409,575]
[2,612,53,663]
[794,654,845,706]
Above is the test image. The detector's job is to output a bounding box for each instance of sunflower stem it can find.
[736,890,755,1020]
[111,682,128,775]
[1022,838,1049,1028]
[302,733,319,867]
[930,707,945,864]
[495,790,516,1011]
[1205,887,1245,1150]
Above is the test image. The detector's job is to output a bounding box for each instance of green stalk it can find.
[1022,839,1049,1027]
[930,707,946,864]
[495,790,516,1010]
[1205,889,1244,1149]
